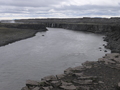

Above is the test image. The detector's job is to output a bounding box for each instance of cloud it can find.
[0,0,120,19]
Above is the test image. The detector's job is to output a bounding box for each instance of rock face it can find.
[21,53,120,90]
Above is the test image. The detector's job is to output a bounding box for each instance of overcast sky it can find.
[0,0,120,20]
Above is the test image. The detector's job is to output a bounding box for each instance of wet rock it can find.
[104,50,107,52]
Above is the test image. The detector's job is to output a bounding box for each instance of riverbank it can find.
[22,53,120,90]
[0,23,47,46]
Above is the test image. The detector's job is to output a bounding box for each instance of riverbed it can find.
[0,28,110,90]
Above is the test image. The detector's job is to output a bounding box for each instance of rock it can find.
[33,87,40,90]
[78,76,98,80]
[78,86,90,90]
[41,75,57,81]
[26,80,39,87]
[51,80,61,87]
[98,58,115,64]
[105,53,120,59]
[104,50,107,52]
[117,82,120,89]
[64,67,73,74]
[73,80,93,85]
[56,74,65,80]
[42,87,50,90]
[60,85,76,90]
[42,35,44,36]
[98,81,104,84]
[74,72,83,77]
[72,66,85,71]
[99,47,102,49]
[21,86,29,90]
[114,58,120,63]
[61,80,72,86]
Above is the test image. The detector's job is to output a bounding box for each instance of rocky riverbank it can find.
[21,53,120,90]
[0,23,47,46]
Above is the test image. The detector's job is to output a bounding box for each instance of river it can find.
[0,28,110,90]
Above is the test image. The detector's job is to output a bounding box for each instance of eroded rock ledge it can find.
[22,53,120,90]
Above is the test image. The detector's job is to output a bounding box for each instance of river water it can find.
[0,28,110,90]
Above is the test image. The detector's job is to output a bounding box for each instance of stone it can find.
[73,80,93,85]
[104,50,107,52]
[72,66,85,71]
[60,85,76,90]
[98,81,104,84]
[74,72,83,77]
[42,87,50,90]
[56,74,65,80]
[114,58,120,63]
[41,75,57,81]
[98,58,115,64]
[51,80,61,87]
[61,80,72,86]
[64,67,73,74]
[26,80,39,87]
[79,86,90,90]
[118,82,120,88]
[78,76,98,80]
[33,87,40,90]
[21,86,29,90]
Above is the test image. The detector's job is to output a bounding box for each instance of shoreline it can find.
[22,53,120,90]
[0,23,47,47]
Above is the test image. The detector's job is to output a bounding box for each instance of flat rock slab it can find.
[60,85,76,90]
[32,87,40,90]
[41,75,57,81]
[26,80,39,87]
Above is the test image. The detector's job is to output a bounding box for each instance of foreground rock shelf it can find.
[22,53,120,90]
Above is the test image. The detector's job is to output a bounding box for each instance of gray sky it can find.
[0,0,120,20]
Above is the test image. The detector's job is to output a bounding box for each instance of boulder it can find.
[51,80,61,87]
[26,80,39,87]
[32,87,40,90]
[56,74,65,80]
